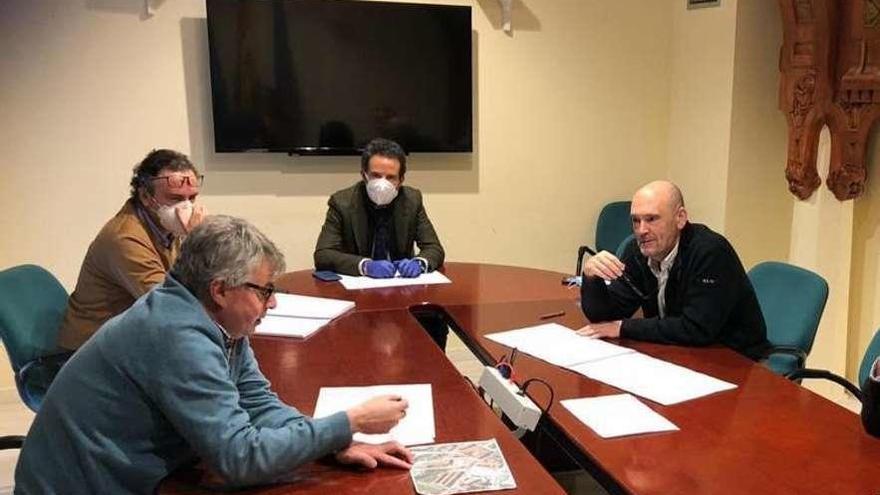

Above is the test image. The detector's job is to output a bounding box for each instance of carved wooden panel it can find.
[778,0,878,200]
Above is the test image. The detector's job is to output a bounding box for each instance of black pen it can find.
[539,310,566,320]
[581,248,645,299]
[619,272,648,300]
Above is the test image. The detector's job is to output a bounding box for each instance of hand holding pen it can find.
[582,249,625,281]
[581,249,648,300]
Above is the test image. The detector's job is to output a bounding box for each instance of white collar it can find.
[650,240,680,274]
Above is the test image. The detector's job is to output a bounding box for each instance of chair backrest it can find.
[859,329,880,387]
[0,265,68,372]
[595,201,632,254]
[748,261,828,355]
[615,233,635,258]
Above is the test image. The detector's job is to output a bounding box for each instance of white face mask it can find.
[155,200,193,237]
[365,177,399,206]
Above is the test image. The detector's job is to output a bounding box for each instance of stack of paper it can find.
[568,352,736,405]
[561,394,679,438]
[255,293,354,339]
[313,384,435,446]
[486,323,634,368]
[485,323,736,405]
[338,271,452,290]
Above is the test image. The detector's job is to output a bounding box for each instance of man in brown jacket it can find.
[57,149,207,350]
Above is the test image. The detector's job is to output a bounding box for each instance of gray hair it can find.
[172,215,286,302]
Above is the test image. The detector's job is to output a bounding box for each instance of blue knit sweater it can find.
[15,275,352,494]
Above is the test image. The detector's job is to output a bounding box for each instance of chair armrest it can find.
[17,352,71,383]
[16,352,72,411]
[786,368,864,403]
[576,245,597,277]
[0,436,25,450]
[764,345,808,370]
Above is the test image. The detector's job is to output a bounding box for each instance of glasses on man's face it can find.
[243,282,276,303]
[150,174,204,189]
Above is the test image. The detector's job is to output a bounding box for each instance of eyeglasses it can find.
[150,174,204,189]
[243,282,276,303]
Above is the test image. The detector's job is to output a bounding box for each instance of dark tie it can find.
[371,212,391,261]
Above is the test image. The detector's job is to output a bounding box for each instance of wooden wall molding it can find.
[778,0,879,200]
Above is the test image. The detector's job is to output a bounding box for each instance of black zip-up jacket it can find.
[581,222,770,361]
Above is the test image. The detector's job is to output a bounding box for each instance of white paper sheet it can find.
[255,314,327,338]
[568,352,737,406]
[313,384,435,446]
[338,271,452,290]
[485,323,635,367]
[484,323,736,405]
[561,394,679,438]
[267,293,354,319]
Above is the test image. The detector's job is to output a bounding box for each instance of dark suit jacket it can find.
[314,182,445,275]
[581,222,770,360]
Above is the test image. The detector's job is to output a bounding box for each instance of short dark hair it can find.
[130,149,198,198]
[360,138,407,179]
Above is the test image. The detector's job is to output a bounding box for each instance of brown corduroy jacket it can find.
[57,199,179,350]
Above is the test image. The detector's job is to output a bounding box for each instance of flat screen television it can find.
[206,0,473,154]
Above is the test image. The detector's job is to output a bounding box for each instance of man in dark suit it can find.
[315,138,444,277]
[314,138,447,346]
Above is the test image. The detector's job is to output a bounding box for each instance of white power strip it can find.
[478,366,542,432]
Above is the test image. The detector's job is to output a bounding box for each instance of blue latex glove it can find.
[364,260,396,278]
[395,258,423,278]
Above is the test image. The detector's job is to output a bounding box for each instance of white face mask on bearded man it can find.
[154,200,193,237]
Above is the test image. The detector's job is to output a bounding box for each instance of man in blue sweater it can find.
[15,215,411,494]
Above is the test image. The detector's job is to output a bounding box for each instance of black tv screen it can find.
[206,0,473,154]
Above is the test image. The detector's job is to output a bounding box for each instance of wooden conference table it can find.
[167,262,880,494]
[162,263,569,494]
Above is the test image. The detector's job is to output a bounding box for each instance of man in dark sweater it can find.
[578,181,770,360]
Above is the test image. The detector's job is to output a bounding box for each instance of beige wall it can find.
[665,0,737,232]
[789,128,854,396]
[665,0,792,268]
[848,135,880,380]
[0,1,675,392]
[724,0,792,269]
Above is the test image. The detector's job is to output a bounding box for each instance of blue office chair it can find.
[596,201,633,254]
[788,330,880,399]
[0,264,71,448]
[859,330,880,388]
[615,233,635,258]
[748,261,828,376]
[576,201,632,275]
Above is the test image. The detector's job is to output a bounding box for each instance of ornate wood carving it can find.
[778,0,878,200]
